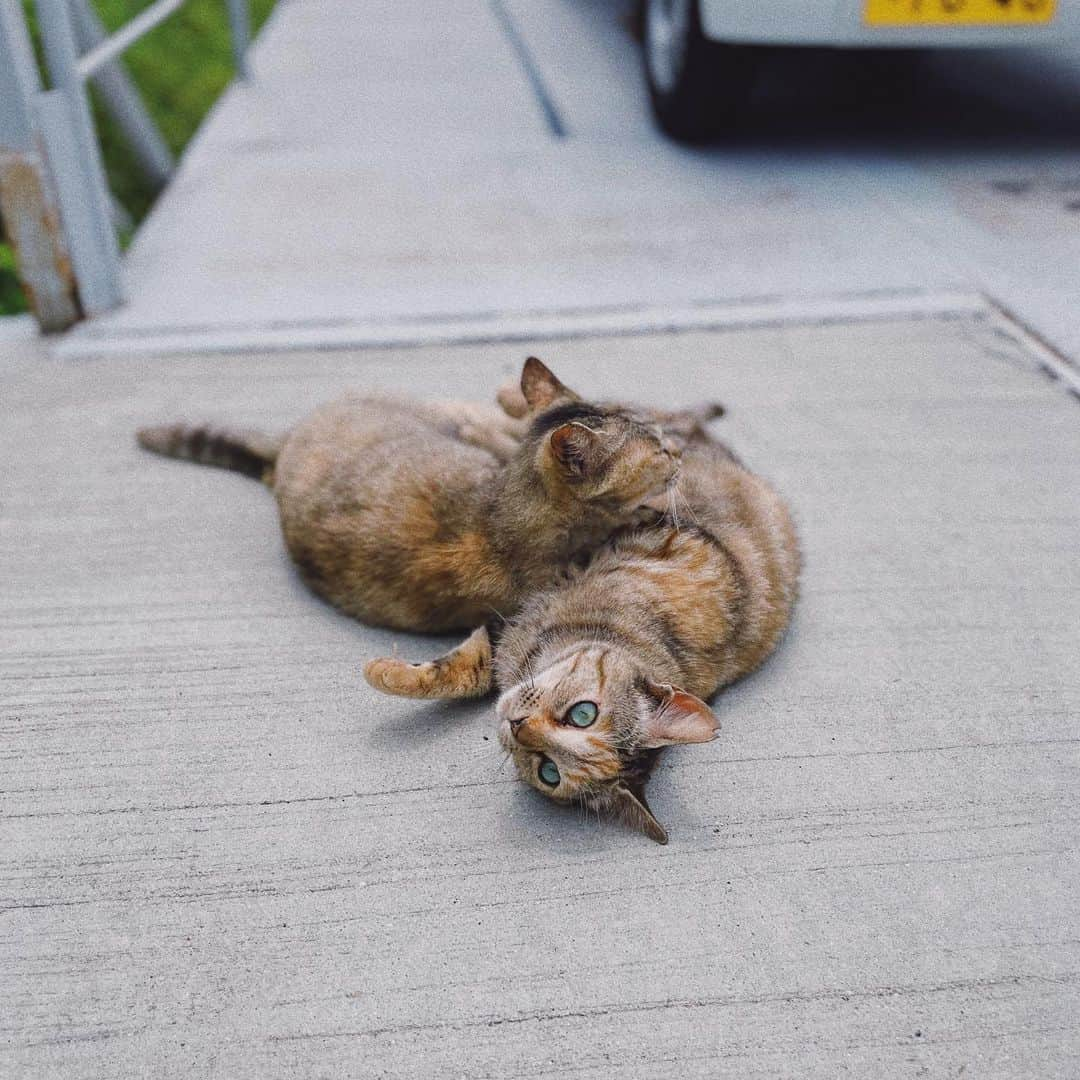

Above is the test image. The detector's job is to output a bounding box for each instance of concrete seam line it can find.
[51,289,989,360]
[982,295,1080,398]
[488,0,568,138]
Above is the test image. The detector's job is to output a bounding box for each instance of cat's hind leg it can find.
[364,626,493,699]
[456,423,520,463]
[496,379,530,419]
[433,402,528,463]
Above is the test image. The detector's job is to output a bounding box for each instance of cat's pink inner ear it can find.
[640,681,719,747]
[520,357,579,410]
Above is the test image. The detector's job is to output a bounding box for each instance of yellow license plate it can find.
[865,0,1056,26]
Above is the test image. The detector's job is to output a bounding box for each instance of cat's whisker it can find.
[667,486,680,533]
[522,650,537,692]
[674,483,701,527]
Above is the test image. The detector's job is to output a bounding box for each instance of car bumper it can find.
[699,0,1080,48]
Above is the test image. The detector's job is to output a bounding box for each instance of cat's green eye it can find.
[538,758,560,787]
[566,701,598,728]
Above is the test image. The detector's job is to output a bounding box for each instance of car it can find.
[642,0,1080,141]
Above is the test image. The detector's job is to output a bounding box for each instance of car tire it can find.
[643,0,759,142]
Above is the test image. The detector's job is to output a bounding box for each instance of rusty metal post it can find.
[0,0,80,330]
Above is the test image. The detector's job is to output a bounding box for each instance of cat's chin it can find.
[637,490,672,516]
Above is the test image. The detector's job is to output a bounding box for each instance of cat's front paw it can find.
[364,656,432,697]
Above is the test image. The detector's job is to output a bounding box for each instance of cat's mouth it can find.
[656,457,680,495]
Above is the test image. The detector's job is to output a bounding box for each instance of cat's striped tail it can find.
[136,422,281,483]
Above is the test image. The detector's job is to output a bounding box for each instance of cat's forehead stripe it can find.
[529,402,607,437]
[595,649,608,693]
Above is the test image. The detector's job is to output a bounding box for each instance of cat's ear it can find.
[520,357,580,411]
[610,781,669,845]
[547,421,599,478]
[638,678,719,747]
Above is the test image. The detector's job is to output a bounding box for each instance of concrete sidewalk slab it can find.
[3,314,1078,1077]
[59,0,1080,359]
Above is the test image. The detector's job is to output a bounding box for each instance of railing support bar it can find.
[36,0,123,311]
[34,91,120,316]
[67,0,175,186]
[74,0,186,80]
[225,0,251,80]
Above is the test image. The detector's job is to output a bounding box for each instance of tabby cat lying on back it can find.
[365,428,800,843]
[138,358,707,635]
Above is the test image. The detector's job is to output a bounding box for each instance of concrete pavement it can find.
[6,0,1080,1074]
[3,313,1078,1077]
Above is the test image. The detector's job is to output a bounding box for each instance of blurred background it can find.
[3,0,1080,356]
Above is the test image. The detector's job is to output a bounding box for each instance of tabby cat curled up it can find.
[138,358,707,636]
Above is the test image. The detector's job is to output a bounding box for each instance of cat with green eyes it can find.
[366,408,800,843]
[140,348,795,843]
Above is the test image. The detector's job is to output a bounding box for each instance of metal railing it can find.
[0,0,251,328]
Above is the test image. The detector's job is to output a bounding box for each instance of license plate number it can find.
[864,0,1056,26]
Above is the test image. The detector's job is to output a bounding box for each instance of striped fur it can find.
[367,433,799,843]
[138,359,679,634]
[136,423,281,482]
[492,437,799,842]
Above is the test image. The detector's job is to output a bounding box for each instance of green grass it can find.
[0,0,277,316]
[0,244,27,315]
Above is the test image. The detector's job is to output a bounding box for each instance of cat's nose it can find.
[509,716,544,749]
